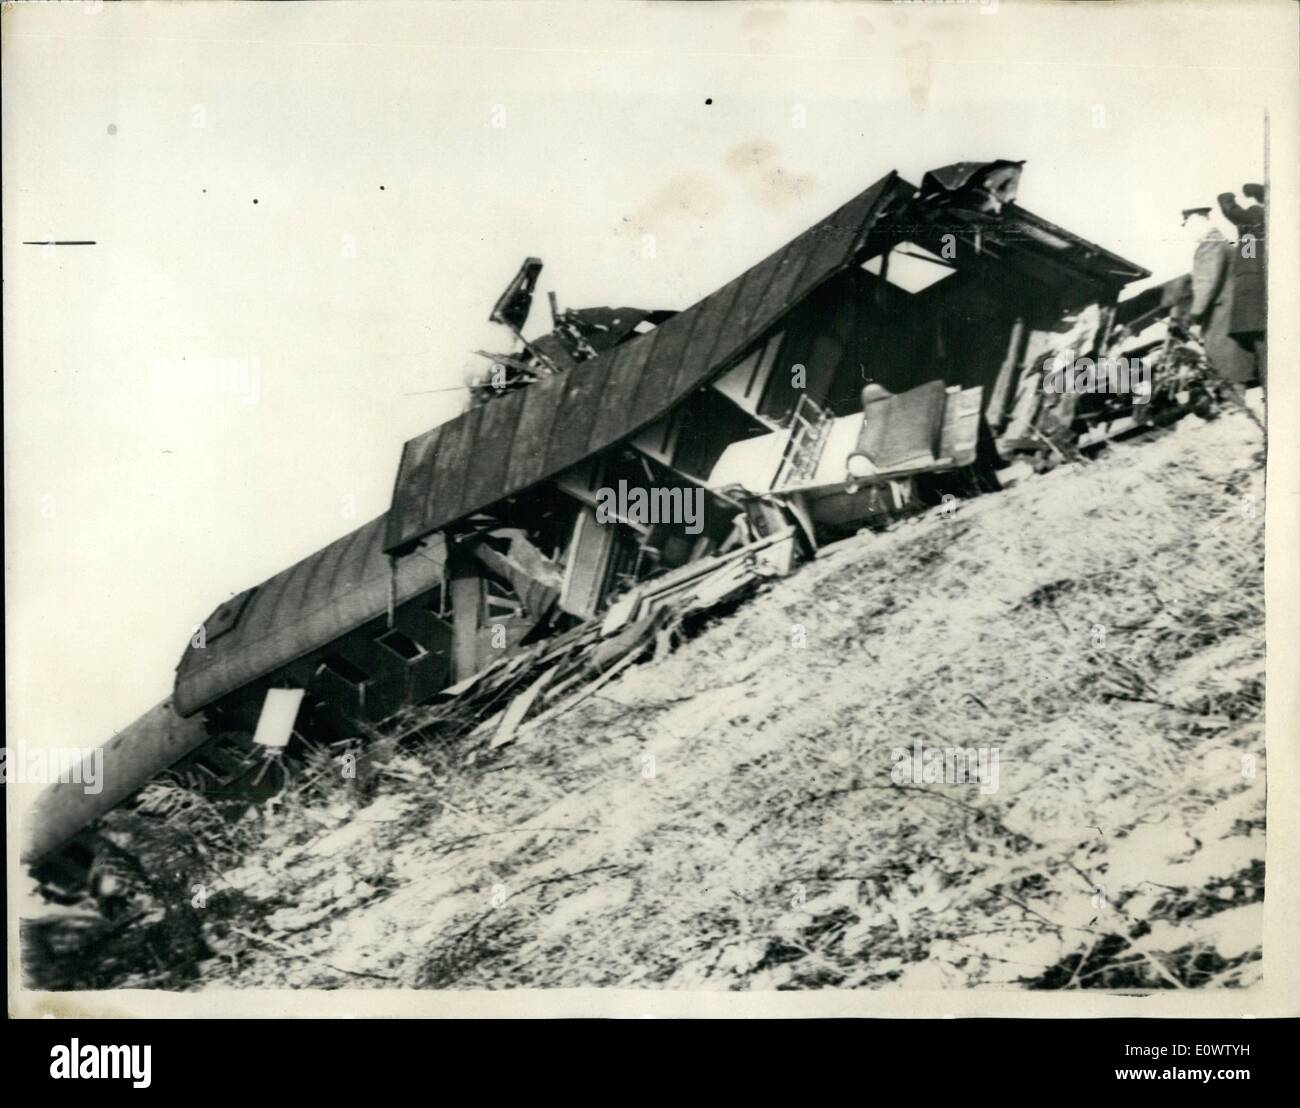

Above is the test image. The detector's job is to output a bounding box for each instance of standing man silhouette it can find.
[1216,184,1267,392]
[1183,206,1255,386]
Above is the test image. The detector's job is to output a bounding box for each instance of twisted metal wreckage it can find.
[32,159,1229,893]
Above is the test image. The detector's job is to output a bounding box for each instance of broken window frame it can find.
[319,653,373,689]
[374,627,430,664]
[711,331,786,426]
[860,241,958,295]
[631,409,684,467]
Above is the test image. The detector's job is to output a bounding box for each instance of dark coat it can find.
[1190,229,1256,384]
[1216,193,1266,337]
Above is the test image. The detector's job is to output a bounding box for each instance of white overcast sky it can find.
[4,0,1296,771]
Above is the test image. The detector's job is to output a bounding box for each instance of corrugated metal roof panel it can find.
[463,389,526,512]
[504,372,569,492]
[202,588,256,642]
[585,336,655,452]
[388,425,444,548]
[1008,207,1151,283]
[680,254,784,396]
[174,515,446,716]
[384,171,903,552]
[425,402,483,525]
[544,355,610,477]
[746,241,819,338]
[648,297,708,400]
[659,270,747,393]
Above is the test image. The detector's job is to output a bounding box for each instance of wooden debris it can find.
[490,665,560,750]
[512,649,646,744]
[393,528,804,752]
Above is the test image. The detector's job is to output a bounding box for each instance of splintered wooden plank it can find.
[450,574,486,683]
[558,505,616,619]
[489,664,560,749]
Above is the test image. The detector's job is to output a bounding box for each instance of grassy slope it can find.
[209,410,1266,991]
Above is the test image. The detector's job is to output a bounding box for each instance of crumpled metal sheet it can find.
[552,306,674,358]
[919,159,1025,212]
[913,162,1148,288]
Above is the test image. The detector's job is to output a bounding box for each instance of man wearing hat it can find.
[1217,184,1267,390]
[1183,205,1256,386]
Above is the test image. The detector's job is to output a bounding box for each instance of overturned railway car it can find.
[26,159,1161,889]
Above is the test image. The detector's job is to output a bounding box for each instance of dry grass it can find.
[190,410,1266,991]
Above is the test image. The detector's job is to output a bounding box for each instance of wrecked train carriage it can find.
[173,516,453,740]
[24,515,454,876]
[168,160,1153,748]
[996,270,1210,457]
[24,160,1152,880]
[708,380,996,536]
[392,164,1148,553]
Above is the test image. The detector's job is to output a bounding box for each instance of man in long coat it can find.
[1217,184,1267,388]
[1183,207,1257,386]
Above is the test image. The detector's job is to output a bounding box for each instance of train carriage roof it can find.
[173,515,445,716]
[384,167,1147,555]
